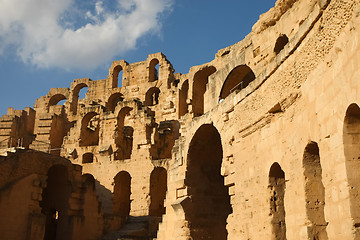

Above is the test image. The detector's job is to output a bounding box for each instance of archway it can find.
[40,165,71,240]
[80,112,100,147]
[149,167,167,216]
[179,80,189,118]
[343,103,360,229]
[48,94,67,109]
[113,171,131,216]
[149,58,159,82]
[145,87,160,106]
[269,162,286,240]
[303,142,328,239]
[219,65,255,100]
[115,107,133,160]
[185,124,231,240]
[71,83,88,115]
[106,93,124,112]
[192,66,216,117]
[113,65,123,88]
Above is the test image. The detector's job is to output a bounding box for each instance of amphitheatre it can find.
[1,0,360,239]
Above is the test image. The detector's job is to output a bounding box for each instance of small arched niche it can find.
[219,65,255,100]
[274,34,289,55]
[145,87,160,106]
[149,58,159,82]
[269,162,287,240]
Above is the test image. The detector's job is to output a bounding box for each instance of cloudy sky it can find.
[0,0,275,115]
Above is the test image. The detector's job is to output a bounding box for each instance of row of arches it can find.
[183,123,329,240]
[47,84,89,115]
[178,64,256,118]
[113,167,168,217]
[40,165,168,240]
[178,34,290,119]
[111,58,160,88]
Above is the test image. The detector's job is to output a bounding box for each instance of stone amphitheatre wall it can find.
[1,0,360,239]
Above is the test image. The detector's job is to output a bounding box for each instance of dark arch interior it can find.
[106,93,124,112]
[185,124,232,240]
[149,58,159,82]
[113,171,131,216]
[149,167,167,217]
[82,174,96,191]
[303,142,328,239]
[192,66,216,117]
[40,165,71,240]
[219,65,255,100]
[343,103,360,224]
[115,107,133,160]
[179,80,189,118]
[274,34,289,54]
[145,87,160,106]
[80,112,100,147]
[269,162,286,240]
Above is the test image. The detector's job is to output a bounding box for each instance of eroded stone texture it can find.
[1,0,360,239]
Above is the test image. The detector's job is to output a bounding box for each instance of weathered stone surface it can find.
[1,0,360,239]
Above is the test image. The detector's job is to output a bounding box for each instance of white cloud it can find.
[0,0,173,70]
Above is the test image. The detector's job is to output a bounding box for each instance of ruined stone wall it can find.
[0,0,360,239]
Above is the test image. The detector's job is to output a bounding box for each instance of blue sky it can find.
[0,0,276,116]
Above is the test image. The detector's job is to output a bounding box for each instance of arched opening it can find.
[269,162,287,240]
[303,142,328,239]
[274,34,289,54]
[82,153,94,164]
[80,112,100,147]
[113,65,123,88]
[149,167,167,217]
[179,80,189,118]
[115,107,133,160]
[78,87,88,99]
[219,65,255,100]
[71,83,88,115]
[192,66,216,117]
[185,124,232,240]
[149,120,180,160]
[149,58,159,82]
[343,103,360,228]
[106,93,124,112]
[82,174,95,191]
[48,94,67,108]
[40,165,71,240]
[145,87,160,106]
[113,171,131,216]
